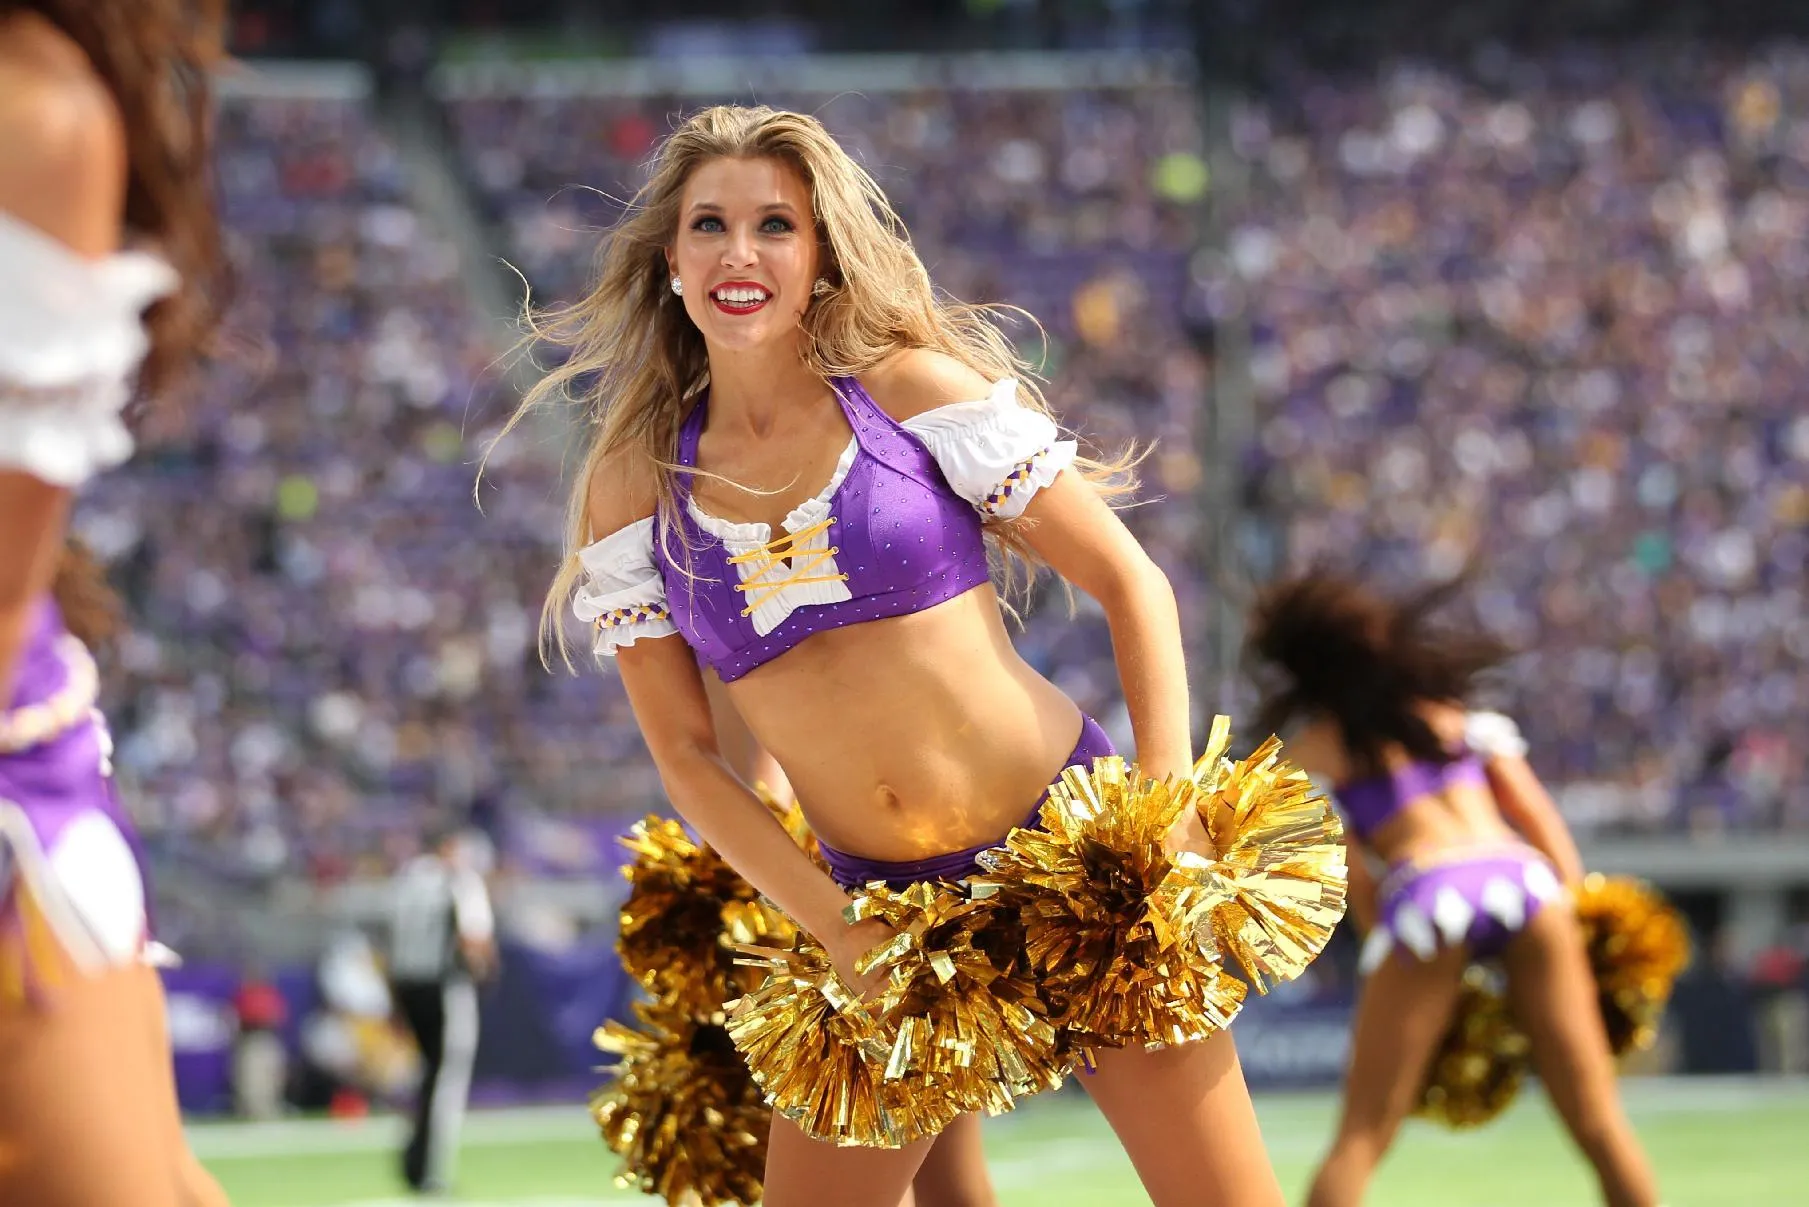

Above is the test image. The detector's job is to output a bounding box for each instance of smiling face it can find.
[667,155,821,355]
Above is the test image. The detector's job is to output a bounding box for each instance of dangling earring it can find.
[812,277,833,297]
[670,276,684,296]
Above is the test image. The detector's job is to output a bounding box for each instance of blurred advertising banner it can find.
[162,963,241,1114]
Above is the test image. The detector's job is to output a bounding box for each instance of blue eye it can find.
[692,216,724,233]
[761,216,794,234]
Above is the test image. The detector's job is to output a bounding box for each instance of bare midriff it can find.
[1363,783,1520,868]
[723,582,1085,863]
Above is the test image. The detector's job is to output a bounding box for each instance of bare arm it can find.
[449,866,499,982]
[1344,829,1380,934]
[618,638,858,944]
[0,485,72,698]
[1018,475,1193,779]
[0,56,127,696]
[864,347,1191,779]
[1486,754,1586,886]
[700,666,793,803]
[585,463,859,967]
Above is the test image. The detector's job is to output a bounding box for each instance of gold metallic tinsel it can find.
[849,880,1070,1118]
[1184,716,1350,993]
[1415,964,1531,1129]
[970,754,1249,1054]
[615,790,817,1016]
[724,933,957,1148]
[1573,873,1691,1057]
[591,999,769,1207]
[616,815,772,1015]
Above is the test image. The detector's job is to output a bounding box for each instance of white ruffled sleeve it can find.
[572,518,678,660]
[0,212,179,488]
[1464,710,1529,761]
[900,378,1078,519]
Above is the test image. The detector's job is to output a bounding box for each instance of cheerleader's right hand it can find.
[826,915,898,1004]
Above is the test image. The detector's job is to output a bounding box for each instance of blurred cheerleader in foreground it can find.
[505,102,1344,1207]
[1245,572,1664,1207]
[0,2,227,1203]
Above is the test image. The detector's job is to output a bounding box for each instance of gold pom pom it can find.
[616,816,770,1016]
[849,880,1070,1117]
[591,1000,769,1207]
[972,756,1249,1055]
[1415,965,1531,1129]
[1186,716,1350,993]
[616,790,816,1016]
[1573,873,1691,1057]
[725,934,956,1148]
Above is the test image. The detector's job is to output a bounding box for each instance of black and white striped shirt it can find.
[389,854,494,984]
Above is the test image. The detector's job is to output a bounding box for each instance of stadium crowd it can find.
[74,44,1809,917]
[1225,43,1809,834]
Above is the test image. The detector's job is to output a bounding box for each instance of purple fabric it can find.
[1,596,154,988]
[819,712,1117,889]
[1372,842,1560,963]
[659,376,992,683]
[1335,754,1488,840]
[0,599,118,854]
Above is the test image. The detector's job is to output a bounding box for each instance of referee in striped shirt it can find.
[388,826,497,1195]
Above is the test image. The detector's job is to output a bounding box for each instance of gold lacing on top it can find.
[0,634,99,756]
[725,515,849,617]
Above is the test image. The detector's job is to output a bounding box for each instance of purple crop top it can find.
[1335,754,1489,840]
[573,376,1076,680]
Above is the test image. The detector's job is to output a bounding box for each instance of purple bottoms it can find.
[819,713,1117,890]
[1361,841,1562,973]
[2,600,150,1001]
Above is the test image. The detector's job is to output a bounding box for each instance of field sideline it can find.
[193,1077,1808,1206]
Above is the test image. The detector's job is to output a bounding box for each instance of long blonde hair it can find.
[499,104,1136,666]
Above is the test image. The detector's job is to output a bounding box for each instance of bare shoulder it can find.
[860,347,996,423]
[0,13,127,257]
[582,442,661,544]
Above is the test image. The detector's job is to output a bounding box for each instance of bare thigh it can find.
[1329,941,1469,1150]
[0,962,216,1206]
[910,1113,997,1207]
[1503,905,1659,1207]
[763,1114,936,1207]
[1079,1030,1285,1207]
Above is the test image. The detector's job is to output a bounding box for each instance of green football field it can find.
[194,1077,1807,1206]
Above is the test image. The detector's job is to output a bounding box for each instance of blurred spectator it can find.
[232,974,290,1120]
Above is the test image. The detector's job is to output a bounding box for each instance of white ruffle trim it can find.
[1463,710,1529,761]
[0,211,178,487]
[573,517,679,659]
[900,378,1077,519]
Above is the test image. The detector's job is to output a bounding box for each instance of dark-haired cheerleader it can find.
[1245,572,1660,1207]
